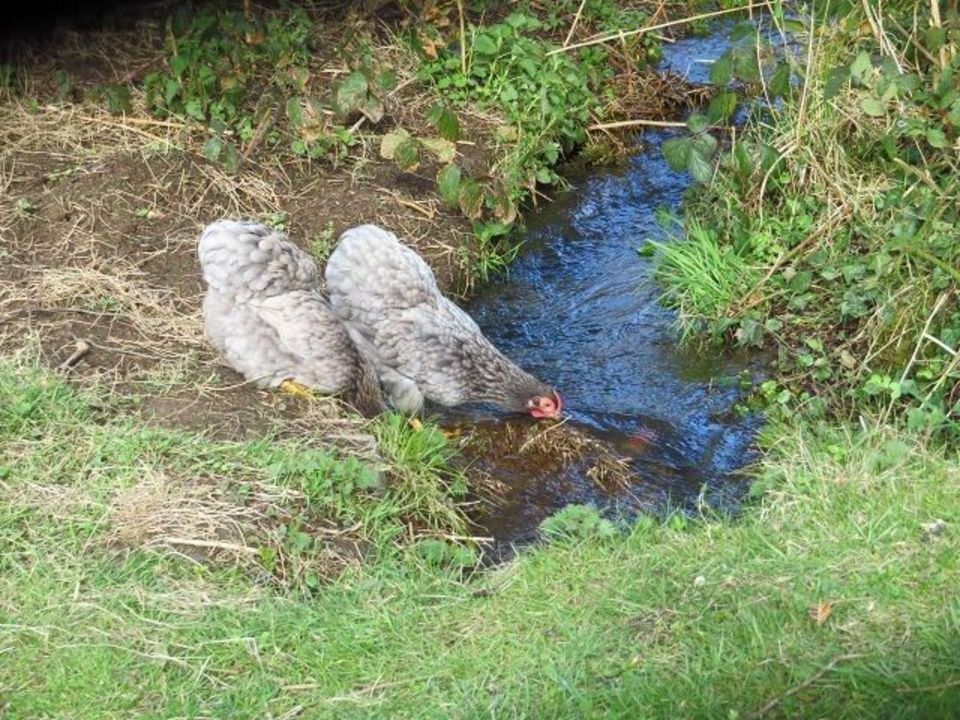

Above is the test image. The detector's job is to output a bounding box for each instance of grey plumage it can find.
[325,224,559,415]
[198,219,384,415]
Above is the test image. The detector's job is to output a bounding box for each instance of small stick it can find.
[160,537,259,555]
[547,2,774,56]
[563,0,588,47]
[588,118,731,131]
[456,0,468,74]
[929,0,949,70]
[242,104,281,162]
[58,338,91,371]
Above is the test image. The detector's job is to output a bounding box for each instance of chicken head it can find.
[528,390,563,420]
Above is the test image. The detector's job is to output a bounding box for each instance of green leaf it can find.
[769,61,791,98]
[420,137,457,163]
[662,137,692,171]
[378,68,398,92]
[428,104,461,141]
[691,132,718,158]
[221,141,240,174]
[393,137,421,172]
[335,70,368,115]
[823,66,849,101]
[925,127,948,148]
[687,147,713,184]
[436,164,461,207]
[687,113,709,134]
[709,53,733,86]
[458,178,484,219]
[202,137,223,162]
[860,96,886,117]
[949,99,960,128]
[849,51,872,83]
[379,128,412,160]
[707,91,738,123]
[285,97,303,127]
[473,33,498,56]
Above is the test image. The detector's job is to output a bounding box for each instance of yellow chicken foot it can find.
[279,379,314,399]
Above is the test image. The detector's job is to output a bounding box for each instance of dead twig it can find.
[58,338,91,372]
[547,2,774,56]
[563,0,588,47]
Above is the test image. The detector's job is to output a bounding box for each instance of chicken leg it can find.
[279,379,314,399]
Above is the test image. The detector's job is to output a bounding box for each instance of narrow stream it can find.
[441,23,771,548]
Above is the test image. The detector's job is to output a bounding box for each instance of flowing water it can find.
[439,23,772,549]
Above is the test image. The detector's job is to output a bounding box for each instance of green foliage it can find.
[415,5,659,258]
[140,6,372,170]
[658,6,960,442]
[661,19,797,183]
[539,504,620,543]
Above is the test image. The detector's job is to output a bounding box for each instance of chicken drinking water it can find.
[325,224,563,420]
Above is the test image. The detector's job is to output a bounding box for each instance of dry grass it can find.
[501,420,636,491]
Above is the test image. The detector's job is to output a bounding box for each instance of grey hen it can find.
[325,224,562,419]
[198,219,384,416]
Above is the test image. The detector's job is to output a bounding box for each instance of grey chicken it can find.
[198,219,384,416]
[325,224,562,419]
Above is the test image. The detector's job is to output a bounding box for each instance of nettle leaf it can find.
[691,132,718,158]
[926,128,948,148]
[860,96,886,117]
[489,187,517,224]
[436,164,461,207]
[707,91,738,122]
[733,52,761,83]
[379,127,412,160]
[729,21,756,42]
[948,99,960,127]
[687,113,709,134]
[734,142,754,176]
[823,66,850,101]
[475,221,511,243]
[849,51,872,83]
[221,141,241,174]
[393,137,421,172]
[378,68,398,92]
[203,136,223,162]
[473,33,498,56]
[438,109,461,141]
[688,147,713,183]
[662,137,692,171]
[458,178,484,219]
[709,53,733,86]
[286,97,303,127]
[335,70,368,115]
[420,137,457,163]
[769,61,791,97]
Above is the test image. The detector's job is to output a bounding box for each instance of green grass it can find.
[2,355,960,718]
